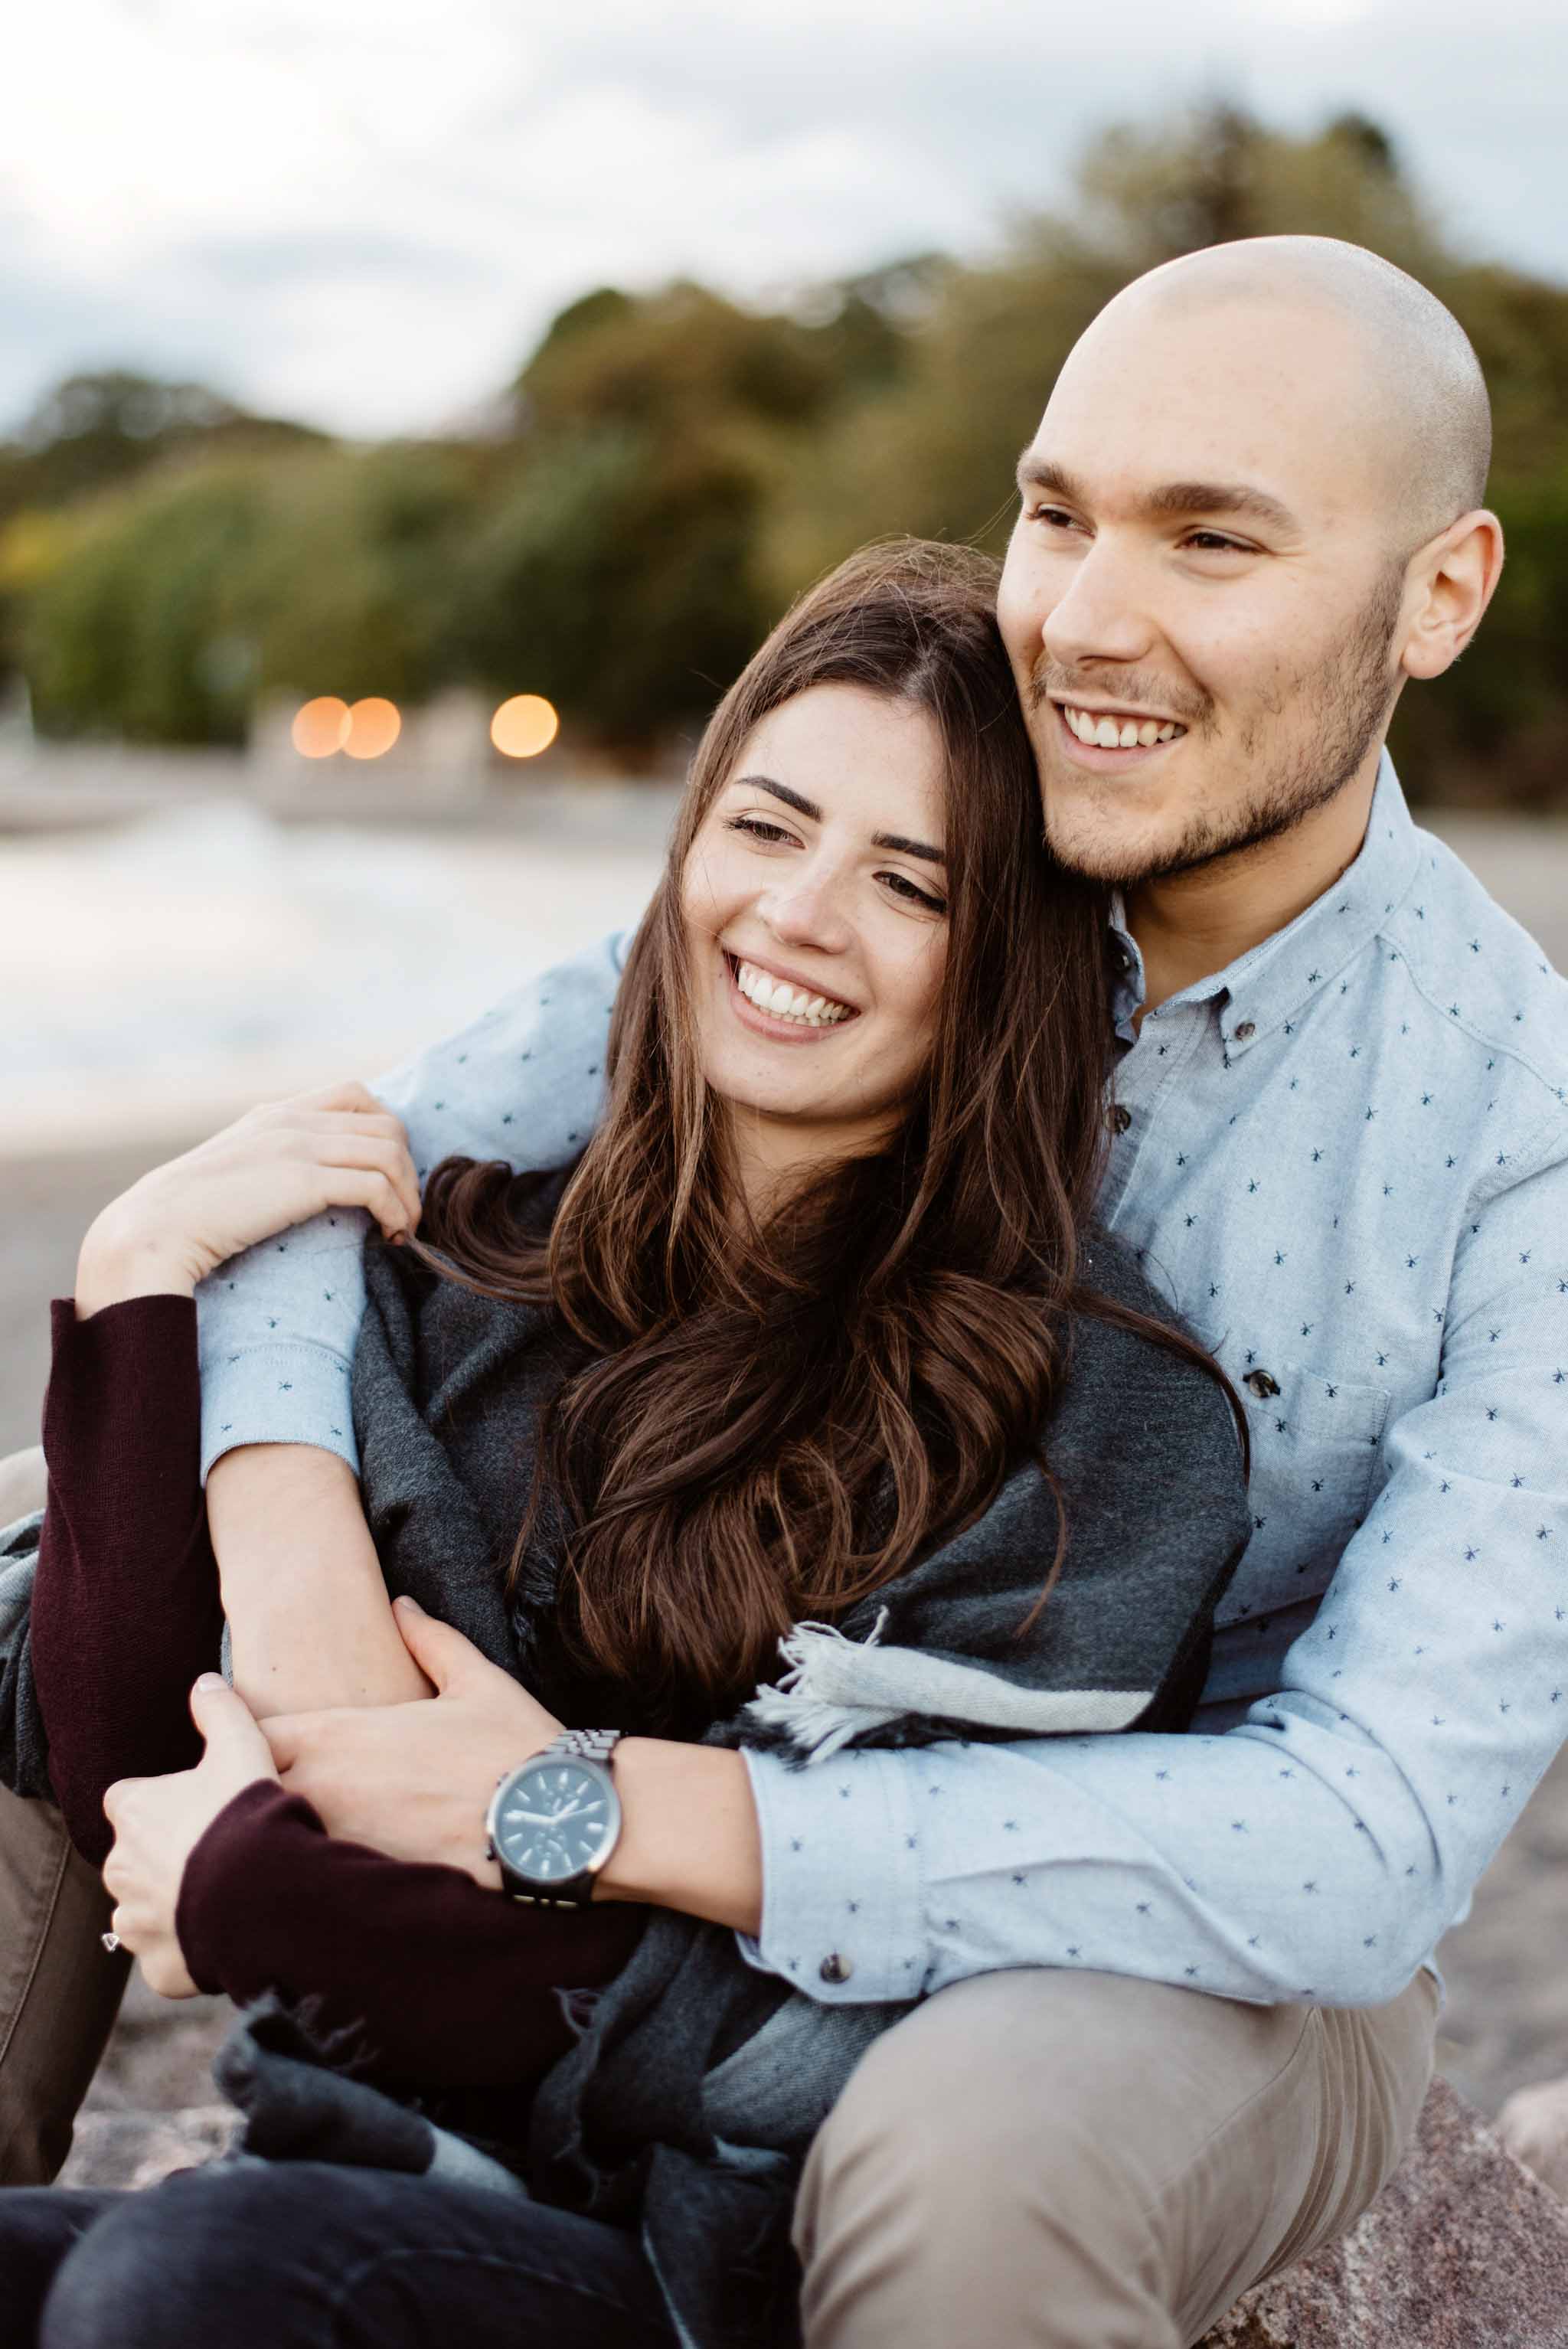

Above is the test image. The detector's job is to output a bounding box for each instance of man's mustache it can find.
[1027,656,1211,732]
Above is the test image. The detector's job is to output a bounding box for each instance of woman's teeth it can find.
[734,961,854,1026]
[1063,706,1184,749]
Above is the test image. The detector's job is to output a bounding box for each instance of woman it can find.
[1,541,1249,2347]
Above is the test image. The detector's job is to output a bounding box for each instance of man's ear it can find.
[1400,509,1505,681]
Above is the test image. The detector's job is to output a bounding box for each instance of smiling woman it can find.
[682,682,951,1198]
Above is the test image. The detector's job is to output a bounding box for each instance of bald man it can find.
[4,238,1564,2347]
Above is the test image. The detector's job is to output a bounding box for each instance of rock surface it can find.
[58,2105,235,2191]
[1200,2076,1568,2347]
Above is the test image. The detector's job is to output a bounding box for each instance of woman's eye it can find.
[728,815,795,845]
[881,871,946,914]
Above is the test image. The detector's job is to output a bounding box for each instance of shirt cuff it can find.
[736,1745,928,2004]
[199,1341,359,1482]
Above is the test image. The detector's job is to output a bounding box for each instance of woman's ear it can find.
[1400,509,1505,681]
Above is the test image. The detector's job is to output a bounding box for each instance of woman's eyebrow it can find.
[735,774,821,819]
[871,831,946,864]
[733,774,944,864]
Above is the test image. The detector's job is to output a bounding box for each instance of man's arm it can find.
[198,935,626,1714]
[717,1144,1568,2008]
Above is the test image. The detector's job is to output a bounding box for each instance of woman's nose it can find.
[756,864,854,953]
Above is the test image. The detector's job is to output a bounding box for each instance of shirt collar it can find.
[1106,751,1423,1056]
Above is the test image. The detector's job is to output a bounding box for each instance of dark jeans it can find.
[1,2159,679,2348]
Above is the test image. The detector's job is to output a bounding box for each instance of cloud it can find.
[1,0,1563,437]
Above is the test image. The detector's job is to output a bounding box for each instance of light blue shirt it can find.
[197,757,1568,2009]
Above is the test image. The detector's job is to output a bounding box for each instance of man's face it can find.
[997,294,1413,887]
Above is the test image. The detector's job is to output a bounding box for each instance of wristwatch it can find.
[485,1728,625,1908]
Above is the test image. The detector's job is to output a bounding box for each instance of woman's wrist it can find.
[75,1206,197,1318]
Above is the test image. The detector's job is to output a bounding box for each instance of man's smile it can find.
[1051,699,1188,770]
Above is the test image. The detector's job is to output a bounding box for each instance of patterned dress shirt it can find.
[197,756,1568,2008]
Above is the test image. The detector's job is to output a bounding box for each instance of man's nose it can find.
[1040,536,1157,674]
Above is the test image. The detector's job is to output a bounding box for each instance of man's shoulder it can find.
[374,933,626,1173]
[1380,825,1568,1116]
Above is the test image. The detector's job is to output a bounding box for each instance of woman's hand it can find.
[102,1674,280,1998]
[259,1598,563,1888]
[75,1081,421,1316]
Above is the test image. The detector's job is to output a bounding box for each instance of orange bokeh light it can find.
[491,694,560,759]
[344,698,402,760]
[292,696,351,758]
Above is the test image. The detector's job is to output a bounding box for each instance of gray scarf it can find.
[348,1217,1250,2349]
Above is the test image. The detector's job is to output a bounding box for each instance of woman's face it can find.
[681,683,949,1178]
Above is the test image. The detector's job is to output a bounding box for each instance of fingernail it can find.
[195,1672,225,1693]
[394,1593,423,1614]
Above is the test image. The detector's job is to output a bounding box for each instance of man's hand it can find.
[259,1598,563,1889]
[103,1674,279,1999]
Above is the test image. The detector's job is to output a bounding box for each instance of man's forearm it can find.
[596,1739,763,1939]
[206,1444,429,1714]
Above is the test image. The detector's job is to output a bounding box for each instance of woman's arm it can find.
[30,1295,224,1861]
[75,1081,430,1717]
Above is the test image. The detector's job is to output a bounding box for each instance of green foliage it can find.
[447,426,764,747]
[8,105,1568,795]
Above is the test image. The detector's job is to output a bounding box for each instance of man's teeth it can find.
[734,961,853,1026]
[1063,706,1184,749]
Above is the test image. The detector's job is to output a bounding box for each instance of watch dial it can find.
[496,1762,613,1882]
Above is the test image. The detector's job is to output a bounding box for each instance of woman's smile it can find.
[723,949,860,1041]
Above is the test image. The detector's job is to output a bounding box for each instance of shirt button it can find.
[1110,1104,1132,1135]
[819,1952,854,1985]
[1233,1020,1256,1042]
[1244,1370,1281,1400]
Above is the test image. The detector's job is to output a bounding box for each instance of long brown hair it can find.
[416,540,1243,1726]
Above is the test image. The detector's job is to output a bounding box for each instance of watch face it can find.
[494,1759,617,1885]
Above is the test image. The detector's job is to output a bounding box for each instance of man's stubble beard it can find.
[1031,562,1407,890]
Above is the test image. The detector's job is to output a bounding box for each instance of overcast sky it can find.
[4,0,1564,440]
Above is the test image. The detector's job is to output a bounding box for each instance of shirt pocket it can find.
[1198,1331,1393,1579]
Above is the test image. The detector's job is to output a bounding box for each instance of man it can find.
[5,236,1565,2346]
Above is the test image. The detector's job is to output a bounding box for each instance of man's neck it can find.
[1125,757,1381,1027]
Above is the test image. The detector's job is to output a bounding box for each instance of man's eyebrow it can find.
[1014,451,1298,535]
[1140,479,1301,533]
[1015,452,1085,502]
[731,775,944,864]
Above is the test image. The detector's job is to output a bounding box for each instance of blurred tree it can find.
[8,107,1568,795]
[0,369,322,522]
[21,459,266,743]
[446,426,763,749]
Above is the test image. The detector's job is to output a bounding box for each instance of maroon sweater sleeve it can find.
[31,1295,224,1864]
[178,1779,643,2087]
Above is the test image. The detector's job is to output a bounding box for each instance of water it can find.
[2,799,665,1155]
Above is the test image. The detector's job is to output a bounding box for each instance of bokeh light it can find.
[292,696,351,757]
[491,694,560,759]
[343,697,402,760]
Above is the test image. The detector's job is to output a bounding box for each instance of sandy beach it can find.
[5,798,1566,2145]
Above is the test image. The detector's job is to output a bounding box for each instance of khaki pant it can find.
[795,1962,1439,2348]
